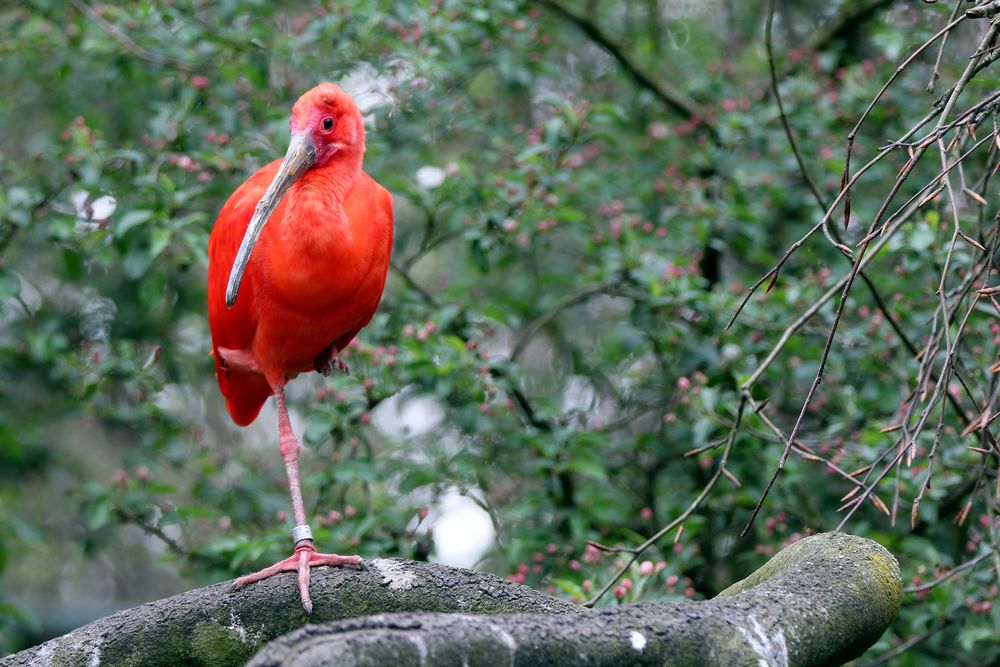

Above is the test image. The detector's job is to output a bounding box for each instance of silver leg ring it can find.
[292,524,313,545]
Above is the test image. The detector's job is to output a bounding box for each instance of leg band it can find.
[292,524,313,545]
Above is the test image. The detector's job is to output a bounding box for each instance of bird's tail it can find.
[214,352,272,426]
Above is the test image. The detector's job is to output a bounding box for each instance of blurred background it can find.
[1,1,998,664]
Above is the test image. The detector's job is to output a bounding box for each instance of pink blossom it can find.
[647,122,668,140]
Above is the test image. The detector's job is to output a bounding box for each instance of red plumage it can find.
[207,85,393,425]
[205,83,394,612]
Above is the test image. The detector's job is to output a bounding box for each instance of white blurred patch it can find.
[372,392,444,440]
[61,190,117,228]
[415,166,446,189]
[339,61,412,125]
[428,488,495,568]
[561,375,596,413]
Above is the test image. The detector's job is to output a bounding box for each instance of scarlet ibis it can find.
[207,83,393,613]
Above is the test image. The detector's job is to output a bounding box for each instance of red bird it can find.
[207,83,393,613]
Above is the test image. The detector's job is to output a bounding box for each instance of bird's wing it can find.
[207,160,281,426]
[328,172,395,355]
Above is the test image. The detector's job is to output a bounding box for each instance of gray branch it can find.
[3,533,901,667]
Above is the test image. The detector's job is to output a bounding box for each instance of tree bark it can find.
[2,533,901,667]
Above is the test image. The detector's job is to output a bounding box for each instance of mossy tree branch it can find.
[3,533,901,667]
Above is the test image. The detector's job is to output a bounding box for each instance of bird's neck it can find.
[300,151,363,203]
[278,153,363,251]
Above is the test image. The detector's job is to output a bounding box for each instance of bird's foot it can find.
[315,348,350,376]
[231,540,363,614]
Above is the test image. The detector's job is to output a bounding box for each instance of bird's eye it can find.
[322,117,334,131]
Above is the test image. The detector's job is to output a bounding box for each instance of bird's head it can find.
[289,82,366,167]
[225,83,366,308]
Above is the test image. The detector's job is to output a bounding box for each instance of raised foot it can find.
[231,541,363,614]
[315,348,350,377]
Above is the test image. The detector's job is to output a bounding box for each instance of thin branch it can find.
[390,260,441,308]
[534,0,711,131]
[903,551,994,594]
[70,0,196,72]
[585,396,745,607]
[511,280,624,360]
[927,0,965,93]
[860,617,950,667]
[765,0,923,363]
[775,0,900,81]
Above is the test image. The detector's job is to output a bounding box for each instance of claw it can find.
[315,346,350,376]
[232,540,363,612]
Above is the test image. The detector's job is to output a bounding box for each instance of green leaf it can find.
[549,577,584,599]
[115,209,154,238]
[562,459,607,479]
[0,270,20,305]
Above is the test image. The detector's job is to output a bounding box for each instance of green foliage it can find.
[0,0,997,663]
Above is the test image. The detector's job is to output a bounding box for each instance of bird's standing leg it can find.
[314,343,350,376]
[231,383,362,613]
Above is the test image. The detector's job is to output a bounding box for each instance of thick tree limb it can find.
[4,533,901,666]
[2,559,578,667]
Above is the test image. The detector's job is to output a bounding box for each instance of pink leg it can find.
[232,383,362,613]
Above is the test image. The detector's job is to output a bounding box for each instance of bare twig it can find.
[511,280,624,360]
[585,396,746,607]
[903,551,994,594]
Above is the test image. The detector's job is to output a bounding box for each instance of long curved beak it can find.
[225,132,316,308]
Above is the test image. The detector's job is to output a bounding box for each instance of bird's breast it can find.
[242,177,391,380]
[261,202,370,313]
